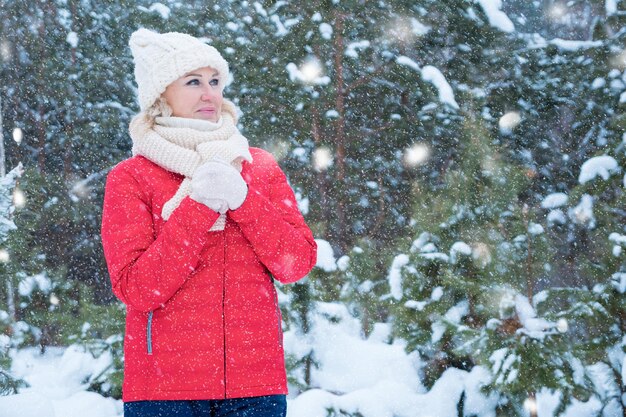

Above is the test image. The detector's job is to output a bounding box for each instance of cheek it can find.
[214,93,224,108]
[171,91,197,115]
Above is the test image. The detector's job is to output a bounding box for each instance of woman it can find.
[101,28,317,417]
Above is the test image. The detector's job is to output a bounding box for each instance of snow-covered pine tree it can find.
[483,2,626,413]
[549,138,626,414]
[0,163,25,395]
[390,110,596,415]
[386,1,626,413]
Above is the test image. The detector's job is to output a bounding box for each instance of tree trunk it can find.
[523,205,534,300]
[333,11,348,252]
[0,94,5,177]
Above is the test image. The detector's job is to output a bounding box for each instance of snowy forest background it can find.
[0,0,625,416]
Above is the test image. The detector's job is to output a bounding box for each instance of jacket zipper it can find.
[222,232,227,398]
[147,311,153,355]
[271,282,283,347]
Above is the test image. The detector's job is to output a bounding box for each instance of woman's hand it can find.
[190,159,248,212]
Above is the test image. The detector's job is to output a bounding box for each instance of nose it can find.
[200,84,214,101]
[201,90,213,101]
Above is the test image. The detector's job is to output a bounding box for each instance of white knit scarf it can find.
[129,100,253,230]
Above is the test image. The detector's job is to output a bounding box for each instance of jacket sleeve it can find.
[228,156,317,284]
[101,163,221,312]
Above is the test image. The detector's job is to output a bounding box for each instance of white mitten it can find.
[190,159,248,212]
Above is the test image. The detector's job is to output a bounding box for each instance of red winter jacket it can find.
[101,147,317,401]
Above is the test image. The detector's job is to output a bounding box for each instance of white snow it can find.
[253,2,268,17]
[541,388,604,417]
[421,252,450,262]
[547,209,566,224]
[549,38,603,51]
[450,241,472,263]
[294,303,422,395]
[431,286,444,301]
[285,304,497,417]
[528,34,603,51]
[606,0,618,15]
[578,155,619,184]
[410,18,430,36]
[336,255,349,271]
[514,294,555,340]
[451,241,472,255]
[295,191,309,215]
[137,3,170,19]
[325,109,339,118]
[498,111,521,134]
[388,254,410,300]
[404,300,428,310]
[476,0,515,33]
[490,348,519,384]
[609,232,626,245]
[17,272,51,297]
[421,65,460,109]
[613,245,622,257]
[0,346,121,417]
[432,301,468,344]
[568,194,595,228]
[611,272,626,293]
[66,32,78,48]
[528,222,544,235]
[270,15,288,36]
[319,23,332,40]
[541,192,568,209]
[345,40,370,58]
[315,239,337,272]
[0,302,606,417]
[591,77,606,89]
[556,318,569,333]
[396,55,420,71]
[148,3,170,19]
[410,232,432,252]
[286,62,330,85]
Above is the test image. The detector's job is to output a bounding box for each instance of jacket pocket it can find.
[147,311,153,355]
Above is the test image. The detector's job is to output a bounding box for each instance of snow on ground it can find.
[0,301,609,416]
[284,302,500,417]
[0,346,121,417]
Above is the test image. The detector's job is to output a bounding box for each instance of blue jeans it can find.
[123,395,287,417]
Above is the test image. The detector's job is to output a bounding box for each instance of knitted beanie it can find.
[129,28,230,111]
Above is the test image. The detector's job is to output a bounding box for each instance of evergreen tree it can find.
[390,111,596,415]
[0,164,25,395]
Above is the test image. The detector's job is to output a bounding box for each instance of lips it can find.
[197,107,216,114]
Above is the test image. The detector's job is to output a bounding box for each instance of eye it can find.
[185,79,200,86]
[209,78,219,86]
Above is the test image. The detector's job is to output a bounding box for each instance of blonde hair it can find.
[142,97,174,126]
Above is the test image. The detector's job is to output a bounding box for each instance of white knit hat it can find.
[129,28,230,111]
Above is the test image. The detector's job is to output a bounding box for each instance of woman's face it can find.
[161,67,223,122]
